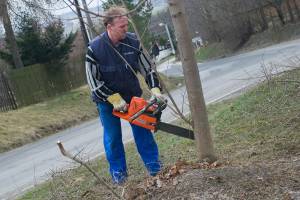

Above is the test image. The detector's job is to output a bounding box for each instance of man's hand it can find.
[107,93,128,112]
[150,87,166,103]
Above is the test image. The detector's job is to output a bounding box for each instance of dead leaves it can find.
[145,160,222,189]
[123,160,223,199]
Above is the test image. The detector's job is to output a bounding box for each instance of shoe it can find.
[146,161,162,176]
[111,171,128,185]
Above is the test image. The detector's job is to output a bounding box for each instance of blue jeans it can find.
[97,102,161,183]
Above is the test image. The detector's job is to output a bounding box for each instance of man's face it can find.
[108,16,128,41]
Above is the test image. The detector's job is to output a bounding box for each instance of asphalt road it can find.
[1,39,300,200]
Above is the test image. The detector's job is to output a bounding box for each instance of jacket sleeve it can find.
[85,45,114,101]
[137,47,161,90]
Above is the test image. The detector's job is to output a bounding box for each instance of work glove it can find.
[150,87,166,103]
[107,93,128,112]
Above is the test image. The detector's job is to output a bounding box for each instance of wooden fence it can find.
[0,72,17,112]
[8,62,86,107]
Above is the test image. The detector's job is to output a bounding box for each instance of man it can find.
[151,41,160,61]
[85,6,164,184]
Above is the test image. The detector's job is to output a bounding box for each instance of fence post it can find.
[0,72,17,112]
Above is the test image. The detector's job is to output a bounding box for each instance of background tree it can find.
[81,0,97,38]
[73,0,89,45]
[0,0,24,69]
[0,0,56,69]
[292,0,300,19]
[286,0,295,22]
[268,0,286,25]
[1,14,76,67]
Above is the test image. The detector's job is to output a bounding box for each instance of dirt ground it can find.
[122,155,300,200]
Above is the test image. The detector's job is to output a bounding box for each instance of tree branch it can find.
[56,141,123,200]
[67,0,149,18]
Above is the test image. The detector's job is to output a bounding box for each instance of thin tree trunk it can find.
[74,0,89,44]
[259,7,268,31]
[0,0,24,69]
[275,5,286,25]
[269,9,276,29]
[167,0,216,162]
[286,0,295,22]
[292,0,300,19]
[81,0,97,38]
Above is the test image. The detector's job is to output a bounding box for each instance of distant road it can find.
[1,39,300,199]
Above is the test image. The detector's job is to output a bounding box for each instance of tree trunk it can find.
[292,0,300,19]
[167,0,216,162]
[0,0,24,69]
[286,0,295,22]
[81,0,97,38]
[275,5,286,25]
[269,9,276,29]
[259,7,268,31]
[74,0,89,44]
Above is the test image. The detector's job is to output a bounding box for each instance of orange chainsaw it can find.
[113,97,194,140]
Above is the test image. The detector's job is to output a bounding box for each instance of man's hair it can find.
[103,6,128,27]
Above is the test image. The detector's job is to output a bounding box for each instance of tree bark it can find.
[286,0,295,22]
[275,5,286,25]
[167,0,216,162]
[259,6,268,31]
[292,0,300,19]
[74,0,89,44]
[0,0,24,69]
[81,0,97,38]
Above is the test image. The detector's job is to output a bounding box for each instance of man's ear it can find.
[107,24,112,30]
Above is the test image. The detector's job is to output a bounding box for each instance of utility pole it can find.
[74,0,89,44]
[167,0,216,162]
[159,23,175,54]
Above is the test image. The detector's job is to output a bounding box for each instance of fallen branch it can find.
[56,141,123,200]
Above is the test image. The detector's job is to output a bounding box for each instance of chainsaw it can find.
[113,97,195,140]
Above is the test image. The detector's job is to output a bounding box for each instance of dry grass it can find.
[0,86,98,153]
[0,73,184,153]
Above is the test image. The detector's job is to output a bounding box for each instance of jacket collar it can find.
[104,31,127,47]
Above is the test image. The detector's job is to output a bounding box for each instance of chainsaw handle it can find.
[129,98,157,122]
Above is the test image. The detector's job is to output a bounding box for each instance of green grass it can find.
[211,69,300,163]
[19,68,300,199]
[195,43,227,62]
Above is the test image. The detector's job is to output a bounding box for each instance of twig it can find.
[67,0,148,18]
[62,0,100,35]
[56,141,123,200]
[276,80,300,84]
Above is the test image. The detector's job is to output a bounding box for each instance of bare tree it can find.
[256,0,269,31]
[73,0,89,44]
[286,0,295,22]
[292,0,300,19]
[81,0,97,38]
[0,0,24,69]
[268,0,286,25]
[167,0,216,162]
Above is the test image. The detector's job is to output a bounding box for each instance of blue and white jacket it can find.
[85,32,160,103]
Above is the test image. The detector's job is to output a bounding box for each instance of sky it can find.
[52,0,101,16]
[52,0,167,16]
